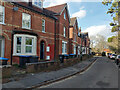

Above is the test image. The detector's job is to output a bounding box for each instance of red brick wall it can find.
[1,2,56,64]
[55,7,70,59]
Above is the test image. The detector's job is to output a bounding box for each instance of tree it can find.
[90,35,108,53]
[102,0,120,32]
[102,0,120,54]
[107,35,118,53]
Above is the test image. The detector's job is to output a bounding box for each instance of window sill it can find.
[0,23,6,25]
[22,27,32,30]
[42,31,46,33]
[13,54,37,56]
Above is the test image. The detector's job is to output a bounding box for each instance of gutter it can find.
[12,2,57,20]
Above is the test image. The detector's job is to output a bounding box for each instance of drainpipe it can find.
[54,20,57,61]
[10,33,14,65]
[80,35,83,61]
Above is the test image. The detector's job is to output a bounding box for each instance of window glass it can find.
[13,35,37,55]
[25,37,33,53]
[64,12,66,20]
[0,5,4,24]
[33,0,42,8]
[16,37,22,53]
[64,27,66,37]
[62,41,67,54]
[22,13,31,29]
[42,19,45,32]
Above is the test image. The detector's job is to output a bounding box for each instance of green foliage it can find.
[107,36,116,42]
[102,0,119,32]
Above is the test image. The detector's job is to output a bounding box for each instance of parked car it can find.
[102,52,106,56]
[110,54,117,60]
[115,55,120,65]
[108,53,112,58]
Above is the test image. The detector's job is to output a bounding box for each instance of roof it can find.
[103,49,111,52]
[45,3,67,15]
[12,2,57,20]
[45,3,70,22]
[70,17,77,26]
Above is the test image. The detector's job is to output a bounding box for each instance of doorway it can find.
[0,37,4,57]
[40,41,45,60]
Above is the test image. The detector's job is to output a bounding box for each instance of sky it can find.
[43,0,117,39]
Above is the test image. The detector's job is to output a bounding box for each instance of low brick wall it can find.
[0,65,12,78]
[1,55,93,78]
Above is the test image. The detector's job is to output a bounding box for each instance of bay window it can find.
[22,13,31,29]
[13,34,37,55]
[0,5,5,24]
[62,41,67,54]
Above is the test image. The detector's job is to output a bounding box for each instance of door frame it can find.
[0,36,5,57]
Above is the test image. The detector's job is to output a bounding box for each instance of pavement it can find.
[39,57,118,88]
[2,57,98,89]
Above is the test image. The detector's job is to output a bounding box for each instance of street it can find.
[40,57,118,88]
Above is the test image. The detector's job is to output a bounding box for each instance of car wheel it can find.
[119,63,120,68]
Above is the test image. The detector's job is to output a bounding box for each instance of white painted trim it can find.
[0,37,5,57]
[13,34,37,56]
[42,19,45,32]
[62,41,67,54]
[0,5,5,24]
[22,13,31,30]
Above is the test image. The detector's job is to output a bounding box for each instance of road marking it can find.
[40,75,77,88]
[39,59,98,88]
[80,59,98,75]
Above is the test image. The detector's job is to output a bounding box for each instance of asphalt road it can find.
[40,57,118,88]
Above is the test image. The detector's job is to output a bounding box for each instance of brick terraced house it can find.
[0,0,91,65]
[0,0,58,64]
[69,17,80,55]
[46,3,70,59]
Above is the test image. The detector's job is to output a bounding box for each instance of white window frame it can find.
[46,56,50,60]
[74,45,76,54]
[0,37,5,57]
[42,19,45,32]
[13,34,37,56]
[63,27,66,37]
[22,13,31,29]
[32,0,42,8]
[46,46,50,52]
[64,12,66,20]
[0,5,5,24]
[62,41,67,54]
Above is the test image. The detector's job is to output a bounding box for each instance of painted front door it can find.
[40,41,45,60]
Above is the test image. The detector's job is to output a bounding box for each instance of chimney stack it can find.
[29,0,32,7]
